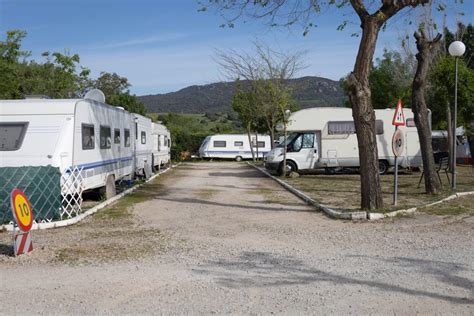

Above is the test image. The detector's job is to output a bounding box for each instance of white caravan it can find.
[133,113,153,178]
[151,122,171,169]
[199,134,271,161]
[0,93,134,194]
[265,107,423,174]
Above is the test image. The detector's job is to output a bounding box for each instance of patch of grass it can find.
[55,227,166,264]
[420,195,474,216]
[283,165,474,214]
[196,188,220,199]
[247,188,286,204]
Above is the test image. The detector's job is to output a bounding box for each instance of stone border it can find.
[368,190,474,220]
[249,162,474,221]
[1,165,177,232]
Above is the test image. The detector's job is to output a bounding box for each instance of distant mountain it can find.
[138,76,347,114]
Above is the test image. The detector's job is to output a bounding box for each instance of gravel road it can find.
[0,162,473,314]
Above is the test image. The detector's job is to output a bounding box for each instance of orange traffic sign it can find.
[10,188,34,232]
[392,99,406,126]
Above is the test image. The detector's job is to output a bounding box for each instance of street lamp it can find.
[448,40,466,190]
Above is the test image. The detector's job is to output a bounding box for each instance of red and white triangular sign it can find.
[392,99,406,126]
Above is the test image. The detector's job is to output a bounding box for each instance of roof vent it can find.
[116,106,125,110]
[84,89,106,103]
[25,95,50,99]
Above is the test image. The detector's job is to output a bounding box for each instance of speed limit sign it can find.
[10,188,34,256]
[392,129,405,157]
[11,188,34,232]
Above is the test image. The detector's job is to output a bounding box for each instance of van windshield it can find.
[276,133,299,148]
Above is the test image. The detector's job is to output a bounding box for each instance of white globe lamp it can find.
[448,41,466,57]
[448,40,465,190]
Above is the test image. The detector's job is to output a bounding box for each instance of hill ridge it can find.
[139,76,347,114]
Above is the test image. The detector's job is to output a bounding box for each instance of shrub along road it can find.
[0,162,472,314]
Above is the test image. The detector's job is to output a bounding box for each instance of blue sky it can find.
[0,0,471,95]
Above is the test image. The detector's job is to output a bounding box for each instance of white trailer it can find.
[151,122,171,169]
[0,93,135,196]
[199,134,271,161]
[265,107,424,174]
[133,113,153,178]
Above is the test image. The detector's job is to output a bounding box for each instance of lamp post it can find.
[283,109,291,177]
[448,41,466,190]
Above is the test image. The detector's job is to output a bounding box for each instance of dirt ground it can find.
[0,162,473,314]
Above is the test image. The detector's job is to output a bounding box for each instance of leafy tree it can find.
[94,72,131,98]
[216,41,305,146]
[370,50,414,109]
[428,57,474,130]
[108,93,147,115]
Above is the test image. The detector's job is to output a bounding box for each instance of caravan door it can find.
[290,132,319,170]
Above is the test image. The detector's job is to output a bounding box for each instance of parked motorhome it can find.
[199,134,271,161]
[151,122,171,169]
[0,91,135,196]
[265,107,424,174]
[133,113,153,178]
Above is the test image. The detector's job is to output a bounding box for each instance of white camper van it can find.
[265,107,424,174]
[151,122,171,169]
[199,134,271,161]
[133,113,153,178]
[0,94,134,194]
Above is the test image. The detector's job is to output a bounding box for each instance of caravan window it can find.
[328,121,356,135]
[234,141,244,147]
[124,129,130,147]
[100,125,111,149]
[252,141,266,148]
[0,122,29,151]
[81,124,95,150]
[214,141,226,148]
[328,120,384,135]
[114,129,121,144]
[141,131,146,144]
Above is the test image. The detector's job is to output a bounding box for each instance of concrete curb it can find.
[368,190,474,220]
[1,165,176,232]
[248,163,367,220]
[249,162,474,221]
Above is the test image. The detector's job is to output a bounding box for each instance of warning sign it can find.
[392,99,406,126]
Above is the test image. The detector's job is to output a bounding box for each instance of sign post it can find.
[392,99,406,206]
[10,188,34,256]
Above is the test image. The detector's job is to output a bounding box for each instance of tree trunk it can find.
[247,123,255,162]
[255,133,259,159]
[412,31,442,194]
[346,16,383,210]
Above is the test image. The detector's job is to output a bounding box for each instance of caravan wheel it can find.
[235,156,243,162]
[378,160,389,175]
[279,160,297,176]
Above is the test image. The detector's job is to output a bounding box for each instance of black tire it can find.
[235,156,243,162]
[378,160,389,175]
[279,160,297,176]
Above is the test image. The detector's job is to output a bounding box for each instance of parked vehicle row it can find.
[0,90,171,198]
